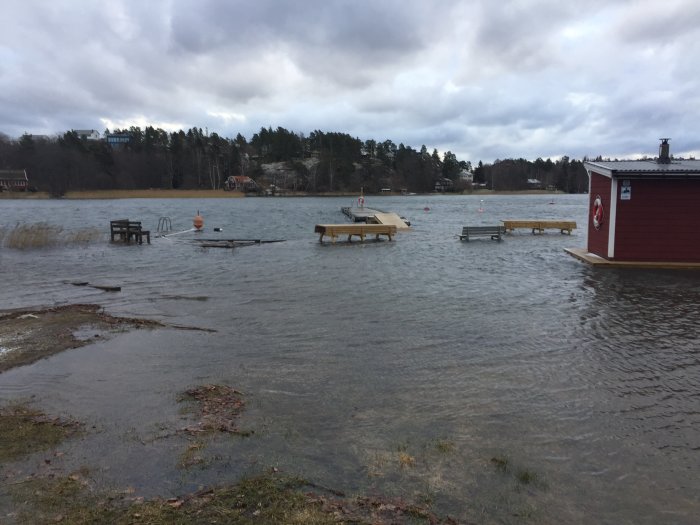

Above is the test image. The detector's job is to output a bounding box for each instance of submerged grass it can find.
[490,455,547,489]
[0,402,82,462]
[0,223,101,249]
[179,384,249,435]
[9,474,337,525]
[8,472,459,524]
[2,387,461,524]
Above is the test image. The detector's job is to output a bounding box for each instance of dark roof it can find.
[585,159,700,178]
[0,169,28,181]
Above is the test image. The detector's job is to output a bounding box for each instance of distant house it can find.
[527,178,542,189]
[74,129,100,141]
[434,177,454,192]
[105,133,132,147]
[459,169,474,183]
[224,175,258,192]
[0,169,29,191]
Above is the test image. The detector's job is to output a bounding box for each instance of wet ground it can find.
[0,304,163,372]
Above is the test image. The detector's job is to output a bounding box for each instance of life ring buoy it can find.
[592,196,604,230]
[358,196,365,207]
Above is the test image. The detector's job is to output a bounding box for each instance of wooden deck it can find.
[503,220,577,234]
[565,248,700,269]
[315,224,397,243]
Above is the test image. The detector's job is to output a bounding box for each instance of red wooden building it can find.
[583,140,700,263]
[0,169,29,191]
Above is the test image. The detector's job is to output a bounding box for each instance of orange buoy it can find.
[193,211,204,230]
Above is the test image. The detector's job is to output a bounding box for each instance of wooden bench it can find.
[110,219,150,244]
[314,224,397,243]
[458,225,505,241]
[502,220,577,235]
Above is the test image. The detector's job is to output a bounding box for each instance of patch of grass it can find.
[9,471,462,525]
[490,455,547,490]
[516,469,539,485]
[179,384,248,435]
[0,223,100,249]
[434,439,455,454]
[366,451,389,478]
[176,384,251,471]
[490,455,509,472]
[398,451,416,468]
[0,402,82,462]
[178,440,207,469]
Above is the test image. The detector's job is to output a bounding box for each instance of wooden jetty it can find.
[110,219,150,244]
[502,220,576,235]
[315,224,397,243]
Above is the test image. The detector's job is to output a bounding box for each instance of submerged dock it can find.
[503,220,577,234]
[341,207,411,230]
[315,224,397,243]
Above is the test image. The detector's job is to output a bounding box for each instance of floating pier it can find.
[502,220,576,235]
[315,224,397,243]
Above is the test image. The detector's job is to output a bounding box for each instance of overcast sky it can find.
[1,0,699,163]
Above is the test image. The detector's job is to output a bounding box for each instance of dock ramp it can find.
[372,212,411,231]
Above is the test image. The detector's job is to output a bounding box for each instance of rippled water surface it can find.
[1,194,699,523]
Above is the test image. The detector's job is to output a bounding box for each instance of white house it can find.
[74,129,100,140]
[460,169,474,183]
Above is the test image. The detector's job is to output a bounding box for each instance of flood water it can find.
[1,194,699,524]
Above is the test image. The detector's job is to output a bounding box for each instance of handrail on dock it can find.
[157,216,172,233]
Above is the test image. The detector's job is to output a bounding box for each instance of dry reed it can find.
[0,223,101,249]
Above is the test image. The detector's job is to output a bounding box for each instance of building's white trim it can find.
[607,179,618,258]
[584,162,613,178]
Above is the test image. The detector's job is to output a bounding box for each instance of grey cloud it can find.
[1,0,699,161]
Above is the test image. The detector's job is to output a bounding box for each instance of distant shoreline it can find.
[0,188,570,200]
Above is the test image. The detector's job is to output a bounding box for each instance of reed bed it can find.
[0,223,101,249]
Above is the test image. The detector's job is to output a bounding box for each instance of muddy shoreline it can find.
[0,304,164,373]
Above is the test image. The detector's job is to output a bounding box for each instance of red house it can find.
[583,139,700,263]
[0,169,29,191]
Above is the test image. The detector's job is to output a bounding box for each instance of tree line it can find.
[0,126,588,195]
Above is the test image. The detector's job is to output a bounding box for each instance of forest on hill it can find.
[0,126,589,195]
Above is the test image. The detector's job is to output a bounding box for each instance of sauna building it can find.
[583,139,700,263]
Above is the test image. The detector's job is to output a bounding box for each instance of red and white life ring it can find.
[592,195,604,230]
[358,196,365,207]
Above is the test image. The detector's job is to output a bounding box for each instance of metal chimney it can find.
[658,138,671,164]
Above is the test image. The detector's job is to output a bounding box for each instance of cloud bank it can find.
[2,0,699,162]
